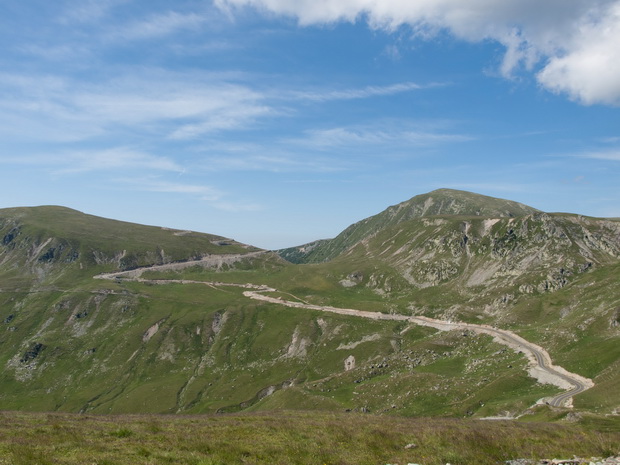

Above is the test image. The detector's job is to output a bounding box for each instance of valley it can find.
[95,256,594,412]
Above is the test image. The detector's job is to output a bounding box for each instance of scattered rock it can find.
[20,342,45,363]
[38,247,57,263]
[143,321,162,342]
[2,229,18,245]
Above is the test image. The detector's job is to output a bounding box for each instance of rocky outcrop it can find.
[20,342,45,363]
[344,213,620,303]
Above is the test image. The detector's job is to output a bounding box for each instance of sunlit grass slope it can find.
[0,410,617,465]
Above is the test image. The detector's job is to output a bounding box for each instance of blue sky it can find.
[1,0,619,249]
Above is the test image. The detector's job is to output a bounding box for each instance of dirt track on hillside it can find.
[94,256,594,410]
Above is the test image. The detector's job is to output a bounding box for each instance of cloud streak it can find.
[59,0,125,24]
[56,149,184,174]
[288,81,433,102]
[297,126,471,149]
[0,148,183,175]
[578,149,620,161]
[0,66,442,148]
[116,177,262,212]
[217,0,620,106]
[111,11,206,41]
[0,70,272,142]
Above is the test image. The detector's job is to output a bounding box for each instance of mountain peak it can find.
[279,189,540,263]
[391,189,540,220]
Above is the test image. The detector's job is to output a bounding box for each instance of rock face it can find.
[368,214,620,292]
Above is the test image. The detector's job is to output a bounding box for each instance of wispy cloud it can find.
[186,120,472,178]
[0,70,272,142]
[578,149,620,161]
[0,147,183,176]
[287,81,439,102]
[561,175,589,185]
[55,148,183,174]
[115,177,263,212]
[111,11,205,41]
[200,152,347,173]
[129,179,221,199]
[17,44,92,62]
[59,0,126,24]
[288,124,472,149]
[0,69,445,146]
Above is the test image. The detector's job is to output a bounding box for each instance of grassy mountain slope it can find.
[271,208,620,414]
[0,206,256,286]
[1,411,617,465]
[278,189,539,263]
[0,196,619,418]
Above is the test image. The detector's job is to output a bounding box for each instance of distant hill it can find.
[0,205,257,285]
[278,189,540,263]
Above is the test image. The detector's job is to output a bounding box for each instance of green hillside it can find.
[278,189,540,263]
[0,194,619,419]
[0,206,256,286]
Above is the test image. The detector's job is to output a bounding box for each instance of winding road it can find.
[95,257,594,409]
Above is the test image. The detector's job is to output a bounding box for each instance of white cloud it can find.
[537,3,620,105]
[116,177,262,211]
[293,124,471,149]
[56,148,183,174]
[135,180,221,199]
[288,81,428,102]
[0,147,183,176]
[112,11,205,41]
[579,149,620,161]
[217,0,620,105]
[60,0,126,24]
[78,82,269,132]
[0,70,271,142]
[18,44,92,61]
[192,121,471,175]
[201,152,346,173]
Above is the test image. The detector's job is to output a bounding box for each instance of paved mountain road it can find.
[95,259,594,410]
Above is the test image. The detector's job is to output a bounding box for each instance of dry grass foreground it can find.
[0,410,617,465]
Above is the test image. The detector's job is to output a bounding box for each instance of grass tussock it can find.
[0,410,617,465]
